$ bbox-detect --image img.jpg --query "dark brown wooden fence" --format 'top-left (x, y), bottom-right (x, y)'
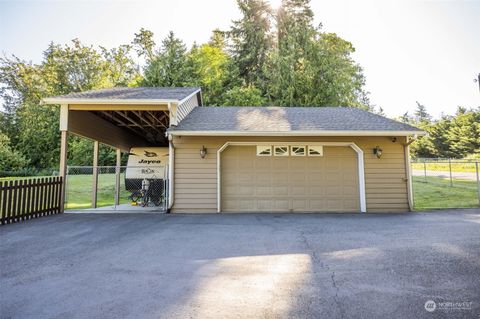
top-left (0, 177), bottom-right (63, 225)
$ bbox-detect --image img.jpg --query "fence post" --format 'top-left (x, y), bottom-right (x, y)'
top-left (448, 158), bottom-right (453, 187)
top-left (423, 159), bottom-right (427, 182)
top-left (476, 161), bottom-right (480, 207)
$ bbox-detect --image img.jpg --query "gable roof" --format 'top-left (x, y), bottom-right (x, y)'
top-left (43, 87), bottom-right (201, 105)
top-left (169, 106), bottom-right (425, 136)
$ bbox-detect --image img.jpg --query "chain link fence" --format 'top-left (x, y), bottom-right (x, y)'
top-left (65, 166), bottom-right (168, 211)
top-left (411, 159), bottom-right (480, 210)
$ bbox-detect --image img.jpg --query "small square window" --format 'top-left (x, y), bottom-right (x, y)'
top-left (308, 145), bottom-right (324, 156)
top-left (274, 146), bottom-right (289, 156)
top-left (291, 146), bottom-right (306, 156)
top-left (256, 145), bottom-right (272, 156)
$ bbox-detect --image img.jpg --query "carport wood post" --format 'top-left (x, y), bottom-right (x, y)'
top-left (448, 158), bottom-right (453, 187)
top-left (114, 149), bottom-right (121, 206)
top-left (423, 159), bottom-right (427, 182)
top-left (476, 162), bottom-right (480, 206)
top-left (92, 141), bottom-right (99, 208)
top-left (59, 104), bottom-right (69, 212)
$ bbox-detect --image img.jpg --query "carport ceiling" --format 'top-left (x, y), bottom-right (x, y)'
top-left (93, 110), bottom-right (169, 144)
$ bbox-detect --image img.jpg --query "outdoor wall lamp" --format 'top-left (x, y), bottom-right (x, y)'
top-left (200, 145), bottom-right (207, 159)
top-left (373, 146), bottom-right (383, 159)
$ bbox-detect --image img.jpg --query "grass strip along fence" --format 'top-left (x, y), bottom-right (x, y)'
top-left (0, 177), bottom-right (63, 225)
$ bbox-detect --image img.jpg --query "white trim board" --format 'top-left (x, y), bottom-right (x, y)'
top-left (178, 89), bottom-right (202, 105)
top-left (171, 130), bottom-right (426, 137)
top-left (43, 98), bottom-right (176, 105)
top-left (43, 89), bottom-right (202, 106)
top-left (216, 141), bottom-right (367, 213)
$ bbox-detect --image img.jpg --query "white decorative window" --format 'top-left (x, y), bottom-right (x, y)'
top-left (291, 146), bottom-right (306, 156)
top-left (274, 146), bottom-right (289, 156)
top-left (256, 145), bottom-right (272, 156)
top-left (308, 145), bottom-right (324, 156)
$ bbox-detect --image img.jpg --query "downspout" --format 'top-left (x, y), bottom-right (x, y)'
top-left (166, 101), bottom-right (175, 213)
top-left (404, 135), bottom-right (418, 211)
top-left (167, 134), bottom-right (174, 213)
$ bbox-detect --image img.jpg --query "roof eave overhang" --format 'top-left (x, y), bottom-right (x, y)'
top-left (42, 88), bottom-right (202, 106)
top-left (168, 130), bottom-right (427, 137)
top-left (42, 98), bottom-right (177, 105)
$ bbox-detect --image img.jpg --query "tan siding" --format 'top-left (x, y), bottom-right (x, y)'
top-left (172, 135), bottom-right (409, 213)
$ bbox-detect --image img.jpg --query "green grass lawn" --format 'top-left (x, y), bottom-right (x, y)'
top-left (411, 162), bottom-right (478, 173)
top-left (0, 176), bottom-right (51, 181)
top-left (65, 173), bottom-right (131, 210)
top-left (413, 176), bottom-right (479, 210)
top-left (3, 172), bottom-right (479, 212)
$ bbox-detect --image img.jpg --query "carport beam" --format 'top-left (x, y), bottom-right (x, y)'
top-left (92, 141), bottom-right (99, 208)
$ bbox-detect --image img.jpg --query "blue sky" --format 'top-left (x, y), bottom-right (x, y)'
top-left (1, 0), bottom-right (479, 118)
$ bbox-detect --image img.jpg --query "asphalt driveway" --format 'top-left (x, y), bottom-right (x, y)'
top-left (1, 210), bottom-right (480, 319)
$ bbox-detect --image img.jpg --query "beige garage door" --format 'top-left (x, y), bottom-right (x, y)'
top-left (221, 145), bottom-right (360, 212)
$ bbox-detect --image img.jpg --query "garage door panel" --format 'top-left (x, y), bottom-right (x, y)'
top-left (273, 174), bottom-right (289, 183)
top-left (307, 172), bottom-right (325, 181)
top-left (325, 161), bottom-right (341, 170)
top-left (255, 159), bottom-right (272, 169)
top-left (307, 160), bottom-right (325, 170)
top-left (257, 199), bottom-right (275, 210)
top-left (238, 186), bottom-right (254, 196)
top-left (308, 185), bottom-right (326, 196)
top-left (273, 185), bottom-right (289, 196)
top-left (343, 186), bottom-right (358, 196)
top-left (291, 174), bottom-right (307, 182)
top-left (238, 160), bottom-right (254, 170)
top-left (273, 159), bottom-right (289, 170)
top-left (309, 199), bottom-right (325, 210)
top-left (326, 186), bottom-right (342, 195)
top-left (292, 199), bottom-right (307, 210)
top-left (256, 173), bottom-right (271, 181)
top-left (342, 173), bottom-right (357, 181)
top-left (256, 186), bottom-right (273, 196)
top-left (343, 199), bottom-right (359, 211)
top-left (275, 200), bottom-right (290, 210)
top-left (326, 199), bottom-right (344, 211)
top-left (290, 158), bottom-right (307, 170)
top-left (291, 185), bottom-right (307, 195)
top-left (223, 198), bottom-right (255, 211)
top-left (221, 145), bottom-right (360, 212)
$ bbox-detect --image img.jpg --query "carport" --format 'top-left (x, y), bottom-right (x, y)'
top-left (42, 87), bottom-right (202, 210)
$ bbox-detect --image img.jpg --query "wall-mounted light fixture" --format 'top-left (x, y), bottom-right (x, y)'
top-left (200, 145), bottom-right (207, 159)
top-left (391, 137), bottom-right (397, 143)
top-left (373, 146), bottom-right (383, 159)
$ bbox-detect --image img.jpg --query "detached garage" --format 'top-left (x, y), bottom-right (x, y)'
top-left (168, 106), bottom-right (425, 213)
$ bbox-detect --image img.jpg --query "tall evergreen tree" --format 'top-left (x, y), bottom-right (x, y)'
top-left (229, 0), bottom-right (273, 88)
top-left (267, 0), bottom-right (369, 108)
top-left (141, 31), bottom-right (191, 87)
top-left (414, 101), bottom-right (431, 123)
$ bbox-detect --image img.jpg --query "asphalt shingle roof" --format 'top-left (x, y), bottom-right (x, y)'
top-left (171, 106), bottom-right (424, 133)
top-left (46, 87), bottom-right (200, 102)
